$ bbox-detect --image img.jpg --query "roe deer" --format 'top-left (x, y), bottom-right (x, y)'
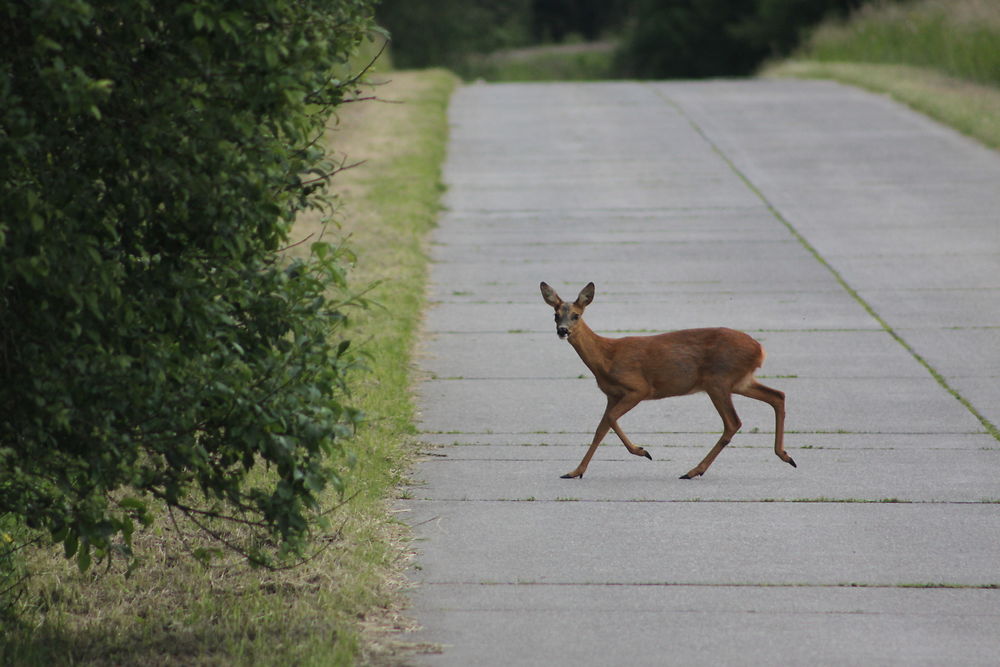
top-left (540, 282), bottom-right (796, 479)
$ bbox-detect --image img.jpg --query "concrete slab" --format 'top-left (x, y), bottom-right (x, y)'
top-left (403, 500), bottom-right (1000, 586)
top-left (947, 377), bottom-right (1000, 433)
top-left (432, 208), bottom-right (794, 244)
top-left (432, 239), bottom-right (806, 265)
top-left (408, 448), bottom-right (1000, 503)
top-left (427, 257), bottom-right (841, 299)
top-left (402, 79), bottom-right (1000, 666)
top-left (825, 256), bottom-right (1000, 291)
top-left (416, 377), bottom-right (988, 436)
top-left (858, 288), bottom-right (1000, 329)
top-left (850, 258), bottom-right (1000, 296)
top-left (896, 328), bottom-right (1000, 378)
top-left (442, 180), bottom-right (765, 213)
top-left (406, 585), bottom-right (1000, 667)
top-left (421, 291), bottom-right (876, 334)
top-left (416, 432), bottom-right (998, 452)
top-left (794, 223), bottom-right (1000, 260)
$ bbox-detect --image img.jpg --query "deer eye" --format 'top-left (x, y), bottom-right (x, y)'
top-left (571, 313), bottom-right (580, 321)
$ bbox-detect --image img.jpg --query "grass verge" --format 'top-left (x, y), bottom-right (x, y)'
top-left (763, 0), bottom-right (1000, 151)
top-left (1, 68), bottom-right (457, 666)
top-left (460, 41), bottom-right (616, 82)
top-left (802, 0), bottom-right (1000, 87)
top-left (762, 60), bottom-right (1000, 151)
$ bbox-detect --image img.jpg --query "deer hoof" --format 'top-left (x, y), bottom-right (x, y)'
top-left (561, 472), bottom-right (582, 479)
top-left (787, 457), bottom-right (797, 468)
top-left (643, 451), bottom-right (652, 460)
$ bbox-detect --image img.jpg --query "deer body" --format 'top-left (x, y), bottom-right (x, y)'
top-left (571, 323), bottom-right (762, 400)
top-left (540, 282), bottom-right (796, 479)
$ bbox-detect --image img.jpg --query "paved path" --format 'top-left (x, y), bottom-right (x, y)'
top-left (400, 80), bottom-right (1000, 666)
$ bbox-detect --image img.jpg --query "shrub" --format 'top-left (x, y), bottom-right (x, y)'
top-left (0, 0), bottom-right (375, 574)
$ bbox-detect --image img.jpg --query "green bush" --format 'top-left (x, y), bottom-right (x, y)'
top-left (0, 513), bottom-right (32, 625)
top-left (530, 0), bottom-right (631, 42)
top-left (804, 0), bottom-right (1000, 87)
top-left (0, 0), bottom-right (375, 575)
top-left (378, 0), bottom-right (532, 69)
top-left (617, 0), bottom-right (861, 79)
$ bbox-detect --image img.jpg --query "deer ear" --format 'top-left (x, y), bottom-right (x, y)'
top-left (540, 282), bottom-right (562, 307)
top-left (575, 282), bottom-right (595, 308)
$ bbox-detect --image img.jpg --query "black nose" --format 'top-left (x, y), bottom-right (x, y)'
top-left (557, 327), bottom-right (569, 338)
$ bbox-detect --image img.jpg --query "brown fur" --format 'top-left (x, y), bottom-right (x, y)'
top-left (540, 281), bottom-right (796, 479)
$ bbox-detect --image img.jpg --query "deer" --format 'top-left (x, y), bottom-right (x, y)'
top-left (539, 282), bottom-right (796, 480)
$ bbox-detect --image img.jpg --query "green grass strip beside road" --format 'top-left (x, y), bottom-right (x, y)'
top-left (309, 66), bottom-right (461, 664)
top-left (763, 60), bottom-right (1000, 152)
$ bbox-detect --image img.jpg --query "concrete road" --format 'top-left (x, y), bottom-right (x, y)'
top-left (399, 80), bottom-right (1000, 666)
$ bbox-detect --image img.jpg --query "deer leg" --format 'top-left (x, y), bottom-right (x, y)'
top-left (737, 381), bottom-right (795, 469)
top-left (606, 394), bottom-right (651, 461)
top-left (680, 389), bottom-right (741, 479)
top-left (561, 414), bottom-right (611, 479)
top-left (561, 394), bottom-right (648, 479)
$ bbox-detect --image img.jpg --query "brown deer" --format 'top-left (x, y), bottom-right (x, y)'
top-left (540, 282), bottom-right (795, 479)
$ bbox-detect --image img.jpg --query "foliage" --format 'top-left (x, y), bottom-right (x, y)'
top-left (530, 0), bottom-right (632, 42)
top-left (0, 68), bottom-right (457, 666)
top-left (0, 513), bottom-right (34, 626)
top-left (377, 0), bottom-right (630, 72)
top-left (768, 0), bottom-right (1000, 149)
top-left (378, 0), bottom-right (867, 78)
top-left (616, 0), bottom-right (862, 78)
top-left (377, 0), bottom-right (532, 69)
top-left (464, 43), bottom-right (617, 82)
top-left (0, 0), bottom-right (376, 579)
top-left (802, 0), bottom-right (1000, 87)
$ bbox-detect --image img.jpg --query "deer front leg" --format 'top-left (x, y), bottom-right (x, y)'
top-left (562, 394), bottom-right (649, 479)
top-left (611, 420), bottom-right (652, 460)
top-left (561, 415), bottom-right (611, 479)
top-left (606, 395), bottom-right (651, 460)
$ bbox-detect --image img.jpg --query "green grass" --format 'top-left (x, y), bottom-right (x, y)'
top-left (763, 61), bottom-right (1000, 151)
top-left (803, 0), bottom-right (1000, 87)
top-left (460, 41), bottom-right (616, 82)
top-left (1, 68), bottom-right (458, 666)
top-left (762, 0), bottom-right (1000, 151)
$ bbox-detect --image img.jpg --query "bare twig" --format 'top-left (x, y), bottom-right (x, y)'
top-left (278, 231), bottom-right (315, 252)
top-left (297, 158), bottom-right (367, 187)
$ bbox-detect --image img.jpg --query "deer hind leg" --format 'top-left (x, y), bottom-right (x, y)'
top-left (737, 381), bottom-right (795, 469)
top-left (680, 388), bottom-right (742, 479)
top-left (561, 393), bottom-right (648, 479)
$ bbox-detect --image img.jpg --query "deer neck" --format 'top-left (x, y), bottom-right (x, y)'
top-left (567, 319), bottom-right (611, 376)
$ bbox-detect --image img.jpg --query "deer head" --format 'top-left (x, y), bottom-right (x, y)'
top-left (540, 282), bottom-right (594, 339)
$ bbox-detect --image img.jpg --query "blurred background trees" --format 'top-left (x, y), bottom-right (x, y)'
top-left (378, 0), bottom-right (866, 78)
top-left (617, 0), bottom-right (863, 78)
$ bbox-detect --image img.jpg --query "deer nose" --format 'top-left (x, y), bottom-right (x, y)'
top-left (557, 326), bottom-right (569, 338)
